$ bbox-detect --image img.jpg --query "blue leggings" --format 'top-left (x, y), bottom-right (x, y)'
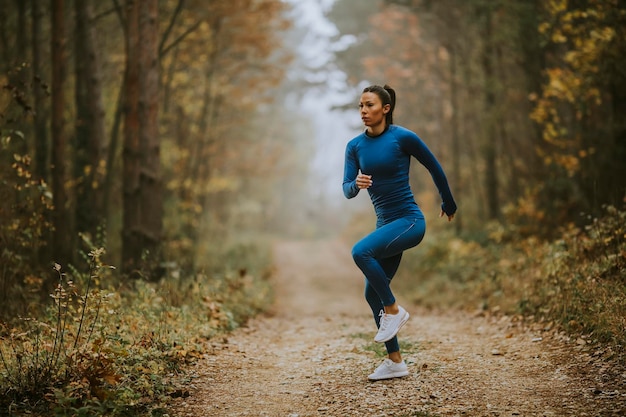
top-left (352, 216), bottom-right (426, 354)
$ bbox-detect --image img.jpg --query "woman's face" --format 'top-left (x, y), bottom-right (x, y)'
top-left (359, 92), bottom-right (389, 129)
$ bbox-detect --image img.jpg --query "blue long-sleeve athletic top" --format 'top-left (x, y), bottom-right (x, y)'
top-left (343, 125), bottom-right (457, 226)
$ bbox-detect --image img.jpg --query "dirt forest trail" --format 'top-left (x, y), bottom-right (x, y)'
top-left (171, 239), bottom-right (625, 417)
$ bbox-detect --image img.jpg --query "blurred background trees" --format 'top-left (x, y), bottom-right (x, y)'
top-left (1, 0), bottom-right (624, 318)
top-left (0, 0), bottom-right (297, 316)
top-left (328, 0), bottom-right (626, 236)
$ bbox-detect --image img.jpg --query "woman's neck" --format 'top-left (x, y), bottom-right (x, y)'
top-left (366, 122), bottom-right (388, 137)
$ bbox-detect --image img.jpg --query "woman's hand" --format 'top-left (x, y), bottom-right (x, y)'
top-left (356, 173), bottom-right (373, 189)
top-left (440, 210), bottom-right (455, 222)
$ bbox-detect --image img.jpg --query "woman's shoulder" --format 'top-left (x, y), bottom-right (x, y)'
top-left (388, 125), bottom-right (421, 143)
top-left (388, 125), bottom-right (431, 154)
top-left (347, 131), bottom-right (367, 146)
top-left (389, 125), bottom-right (416, 136)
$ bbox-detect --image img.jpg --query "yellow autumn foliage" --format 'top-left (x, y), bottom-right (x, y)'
top-left (531, 0), bottom-right (622, 175)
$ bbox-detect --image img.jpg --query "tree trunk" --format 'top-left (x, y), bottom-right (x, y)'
top-left (103, 0), bottom-right (127, 229)
top-left (137, 0), bottom-right (162, 266)
top-left (103, 80), bottom-right (124, 228)
top-left (518, 0), bottom-right (545, 181)
top-left (481, 4), bottom-right (499, 220)
top-left (32, 0), bottom-right (52, 266)
top-left (0, 8), bottom-right (9, 70)
top-left (16, 0), bottom-right (27, 61)
top-left (32, 0), bottom-right (49, 183)
top-left (495, 43), bottom-right (520, 204)
top-left (122, 0), bottom-right (141, 272)
top-left (449, 44), bottom-right (462, 234)
top-left (74, 0), bottom-right (107, 244)
top-left (122, 0), bottom-right (162, 275)
top-left (0, 1), bottom-right (26, 73)
top-left (50, 0), bottom-right (72, 266)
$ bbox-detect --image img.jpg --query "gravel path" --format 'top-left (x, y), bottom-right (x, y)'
top-left (171, 239), bottom-right (625, 417)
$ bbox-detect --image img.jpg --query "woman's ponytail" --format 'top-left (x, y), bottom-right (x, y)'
top-left (383, 84), bottom-right (396, 126)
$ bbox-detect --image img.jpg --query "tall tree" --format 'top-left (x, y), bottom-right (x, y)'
top-left (32, 0), bottom-right (49, 184)
top-left (74, 0), bottom-right (107, 243)
top-left (479, 2), bottom-right (499, 220)
top-left (448, 44), bottom-right (462, 233)
top-left (122, 0), bottom-right (162, 274)
top-left (50, 0), bottom-right (71, 266)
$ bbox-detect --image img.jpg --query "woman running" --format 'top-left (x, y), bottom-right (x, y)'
top-left (343, 84), bottom-right (457, 381)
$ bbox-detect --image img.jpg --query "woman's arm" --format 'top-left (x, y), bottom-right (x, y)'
top-left (343, 142), bottom-right (361, 199)
top-left (400, 131), bottom-right (457, 216)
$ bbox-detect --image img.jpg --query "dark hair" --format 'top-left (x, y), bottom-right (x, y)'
top-left (362, 84), bottom-right (396, 125)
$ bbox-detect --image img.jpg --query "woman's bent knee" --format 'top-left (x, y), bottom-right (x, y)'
top-left (351, 243), bottom-right (368, 264)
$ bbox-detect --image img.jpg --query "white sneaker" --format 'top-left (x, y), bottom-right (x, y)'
top-left (374, 306), bottom-right (409, 343)
top-left (368, 359), bottom-right (409, 381)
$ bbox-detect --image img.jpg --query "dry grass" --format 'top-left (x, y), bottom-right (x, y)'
top-left (396, 205), bottom-right (626, 363)
top-left (0, 241), bottom-right (274, 416)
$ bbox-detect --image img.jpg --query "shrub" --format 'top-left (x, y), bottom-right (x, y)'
top-left (525, 205), bottom-right (625, 354)
top-left (0, 240), bottom-right (274, 416)
top-left (398, 204), bottom-right (626, 362)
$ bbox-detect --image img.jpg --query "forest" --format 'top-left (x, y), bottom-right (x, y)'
top-left (0, 0), bottom-right (624, 415)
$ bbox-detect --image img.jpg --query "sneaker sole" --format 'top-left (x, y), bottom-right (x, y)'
top-left (374, 311), bottom-right (410, 343)
top-left (368, 370), bottom-right (410, 381)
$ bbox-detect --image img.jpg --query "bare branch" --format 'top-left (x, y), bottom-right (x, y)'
top-left (159, 0), bottom-right (185, 56)
top-left (91, 6), bottom-right (118, 23)
top-left (110, 0), bottom-right (126, 34)
top-left (159, 19), bottom-right (203, 58)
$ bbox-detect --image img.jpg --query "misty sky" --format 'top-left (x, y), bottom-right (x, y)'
top-left (286, 0), bottom-right (369, 212)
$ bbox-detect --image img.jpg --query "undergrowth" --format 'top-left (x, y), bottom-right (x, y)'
top-left (0, 242), bottom-right (273, 416)
top-left (397, 204), bottom-right (626, 363)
